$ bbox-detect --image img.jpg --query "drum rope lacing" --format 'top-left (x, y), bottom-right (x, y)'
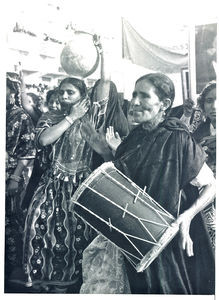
top-left (84, 182), bottom-right (169, 240)
top-left (74, 201), bottom-right (148, 259)
top-left (74, 186), bottom-right (159, 244)
top-left (72, 162), bottom-right (179, 271)
top-left (100, 170), bottom-right (174, 225)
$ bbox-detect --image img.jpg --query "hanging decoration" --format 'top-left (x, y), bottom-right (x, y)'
top-left (122, 18), bottom-right (188, 73)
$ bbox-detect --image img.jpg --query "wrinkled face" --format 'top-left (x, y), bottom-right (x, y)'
top-left (48, 94), bottom-right (61, 111)
top-left (58, 83), bottom-right (81, 107)
top-left (131, 79), bottom-right (164, 124)
top-left (203, 87), bottom-right (216, 125)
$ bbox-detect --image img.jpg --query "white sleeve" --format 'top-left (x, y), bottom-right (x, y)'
top-left (190, 162), bottom-right (215, 188)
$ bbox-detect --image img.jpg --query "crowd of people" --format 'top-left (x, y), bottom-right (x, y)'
top-left (5, 35), bottom-right (216, 295)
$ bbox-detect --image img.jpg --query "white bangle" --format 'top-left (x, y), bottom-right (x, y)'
top-left (65, 116), bottom-right (74, 125)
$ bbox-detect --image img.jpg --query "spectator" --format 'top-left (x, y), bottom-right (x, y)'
top-left (5, 72), bottom-right (36, 291)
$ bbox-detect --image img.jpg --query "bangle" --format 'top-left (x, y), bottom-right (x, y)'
top-left (10, 174), bottom-right (22, 182)
top-left (65, 116), bottom-right (74, 125)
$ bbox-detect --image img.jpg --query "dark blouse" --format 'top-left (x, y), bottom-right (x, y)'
top-left (113, 117), bottom-right (214, 294)
top-left (114, 118), bottom-right (205, 217)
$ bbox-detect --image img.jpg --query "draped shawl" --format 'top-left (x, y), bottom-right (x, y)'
top-left (113, 117), bottom-right (214, 294)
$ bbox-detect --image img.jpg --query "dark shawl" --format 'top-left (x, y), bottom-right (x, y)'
top-left (114, 117), bottom-right (205, 216)
top-left (90, 80), bottom-right (129, 137)
top-left (91, 80), bottom-right (129, 169)
top-left (192, 118), bottom-right (212, 143)
top-left (114, 117), bottom-right (214, 294)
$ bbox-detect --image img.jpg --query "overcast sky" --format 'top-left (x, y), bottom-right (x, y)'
top-left (3, 0), bottom-right (218, 45)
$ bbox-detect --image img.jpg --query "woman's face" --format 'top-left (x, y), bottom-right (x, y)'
top-left (26, 95), bottom-right (35, 107)
top-left (58, 83), bottom-right (81, 107)
top-left (48, 94), bottom-right (61, 111)
top-left (203, 87), bottom-right (216, 125)
top-left (131, 79), bottom-right (164, 124)
top-left (6, 86), bottom-right (15, 107)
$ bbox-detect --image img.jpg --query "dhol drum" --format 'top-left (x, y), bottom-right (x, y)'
top-left (71, 162), bottom-right (179, 272)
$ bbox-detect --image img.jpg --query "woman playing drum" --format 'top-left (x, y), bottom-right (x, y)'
top-left (81, 73), bottom-right (216, 294)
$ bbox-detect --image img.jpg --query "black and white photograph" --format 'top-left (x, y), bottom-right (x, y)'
top-left (1, 0), bottom-right (217, 298)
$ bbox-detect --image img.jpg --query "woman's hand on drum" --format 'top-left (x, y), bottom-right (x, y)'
top-left (106, 126), bottom-right (122, 151)
top-left (176, 212), bottom-right (194, 257)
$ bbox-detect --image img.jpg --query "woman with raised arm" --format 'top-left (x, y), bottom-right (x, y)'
top-left (79, 36), bottom-right (129, 167)
top-left (22, 38), bottom-right (112, 293)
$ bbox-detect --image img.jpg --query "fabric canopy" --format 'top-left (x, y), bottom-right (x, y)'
top-left (122, 18), bottom-right (188, 73)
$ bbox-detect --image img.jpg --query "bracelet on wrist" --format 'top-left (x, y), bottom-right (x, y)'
top-left (65, 115), bottom-right (74, 125)
top-left (10, 174), bottom-right (22, 182)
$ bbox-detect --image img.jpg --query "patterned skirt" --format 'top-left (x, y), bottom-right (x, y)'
top-left (23, 171), bottom-right (94, 293)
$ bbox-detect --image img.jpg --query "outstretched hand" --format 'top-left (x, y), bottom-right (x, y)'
top-left (106, 126), bottom-right (122, 151)
top-left (175, 212), bottom-right (194, 257)
top-left (93, 34), bottom-right (103, 53)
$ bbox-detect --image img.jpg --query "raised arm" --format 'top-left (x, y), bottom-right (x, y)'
top-left (19, 69), bottom-right (28, 109)
top-left (19, 68), bottom-right (41, 125)
top-left (18, 66), bottom-right (31, 111)
top-left (93, 35), bottom-right (111, 101)
top-left (39, 98), bottom-right (89, 146)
